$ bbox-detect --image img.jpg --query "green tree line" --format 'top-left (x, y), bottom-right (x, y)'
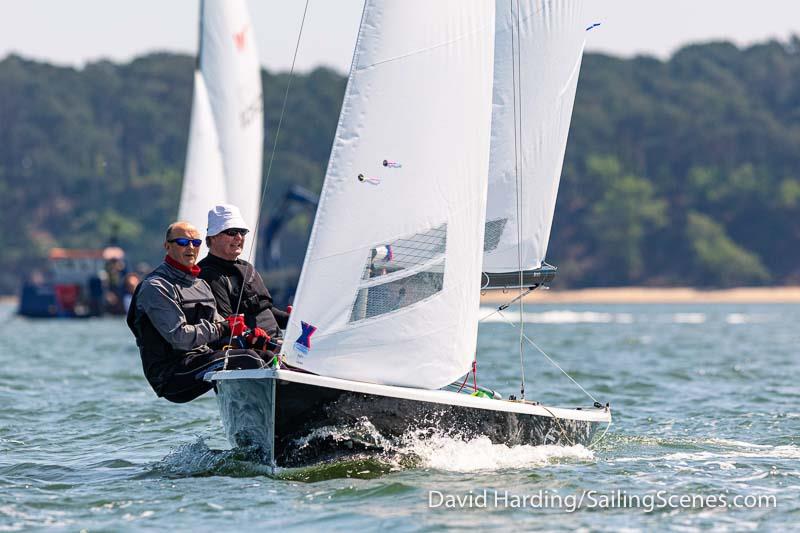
top-left (0, 39), bottom-right (798, 295)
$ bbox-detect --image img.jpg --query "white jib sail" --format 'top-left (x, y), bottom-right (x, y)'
top-left (483, 0), bottom-right (589, 273)
top-left (178, 72), bottom-right (227, 257)
top-left (196, 0), bottom-right (264, 259)
top-left (283, 0), bottom-right (496, 389)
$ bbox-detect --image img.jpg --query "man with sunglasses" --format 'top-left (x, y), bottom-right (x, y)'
top-left (199, 204), bottom-right (290, 352)
top-left (126, 221), bottom-right (270, 403)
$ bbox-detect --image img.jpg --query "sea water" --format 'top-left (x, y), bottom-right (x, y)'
top-left (0, 302), bottom-right (797, 531)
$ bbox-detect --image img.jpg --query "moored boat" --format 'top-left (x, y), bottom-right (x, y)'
top-left (18, 246), bottom-right (130, 318)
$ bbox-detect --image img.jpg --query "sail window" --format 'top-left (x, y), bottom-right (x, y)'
top-left (349, 261), bottom-right (445, 322)
top-left (360, 223), bottom-right (447, 281)
top-left (349, 223), bottom-right (448, 322)
top-left (483, 218), bottom-right (508, 252)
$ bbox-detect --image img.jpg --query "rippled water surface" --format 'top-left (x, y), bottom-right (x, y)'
top-left (1, 302), bottom-right (798, 531)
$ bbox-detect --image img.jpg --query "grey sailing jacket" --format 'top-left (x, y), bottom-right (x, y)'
top-left (135, 262), bottom-right (223, 351)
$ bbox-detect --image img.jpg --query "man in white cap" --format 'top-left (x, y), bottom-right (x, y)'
top-left (198, 204), bottom-right (290, 351)
top-left (127, 220), bottom-right (269, 403)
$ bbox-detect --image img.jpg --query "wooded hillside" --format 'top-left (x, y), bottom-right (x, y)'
top-left (1, 38), bottom-right (799, 294)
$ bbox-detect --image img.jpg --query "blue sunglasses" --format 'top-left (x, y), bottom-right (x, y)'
top-left (168, 238), bottom-right (203, 248)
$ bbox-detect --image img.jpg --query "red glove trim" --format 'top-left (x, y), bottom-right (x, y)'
top-left (227, 314), bottom-right (246, 337)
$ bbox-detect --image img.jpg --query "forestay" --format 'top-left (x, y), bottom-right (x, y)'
top-left (483, 0), bottom-right (589, 277)
top-left (178, 0), bottom-right (263, 259)
top-left (283, 0), bottom-right (496, 389)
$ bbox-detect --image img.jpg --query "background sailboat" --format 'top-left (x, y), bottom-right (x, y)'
top-left (178, 0), bottom-right (263, 258)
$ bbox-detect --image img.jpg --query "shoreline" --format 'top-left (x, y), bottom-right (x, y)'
top-left (3, 287), bottom-right (800, 306)
top-left (480, 286), bottom-right (800, 304)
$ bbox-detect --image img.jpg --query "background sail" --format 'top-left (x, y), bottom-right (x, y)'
top-left (191, 0), bottom-right (264, 259)
top-left (178, 72), bottom-right (226, 256)
top-left (483, 0), bottom-right (589, 275)
top-left (283, 0), bottom-right (496, 389)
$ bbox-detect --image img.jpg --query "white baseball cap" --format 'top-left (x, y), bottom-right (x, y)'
top-left (207, 204), bottom-right (250, 237)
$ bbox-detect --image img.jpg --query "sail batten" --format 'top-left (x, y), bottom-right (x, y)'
top-left (283, 1), bottom-right (496, 389)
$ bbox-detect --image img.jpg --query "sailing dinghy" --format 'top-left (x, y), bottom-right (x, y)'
top-left (208, 0), bottom-right (610, 467)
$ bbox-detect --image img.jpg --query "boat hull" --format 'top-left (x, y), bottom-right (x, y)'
top-left (212, 369), bottom-right (610, 467)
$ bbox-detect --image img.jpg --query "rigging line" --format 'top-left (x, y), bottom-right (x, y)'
top-left (516, 0), bottom-right (527, 401)
top-left (589, 420), bottom-right (612, 449)
top-left (539, 404), bottom-right (575, 447)
top-left (477, 286), bottom-right (536, 323)
top-left (228, 0), bottom-right (311, 349)
top-left (509, 0), bottom-right (526, 400)
top-left (495, 309), bottom-right (600, 405)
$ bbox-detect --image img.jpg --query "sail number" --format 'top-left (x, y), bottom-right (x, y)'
top-left (239, 93), bottom-right (263, 129)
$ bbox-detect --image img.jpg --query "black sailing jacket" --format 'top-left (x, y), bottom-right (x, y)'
top-left (197, 253), bottom-right (289, 338)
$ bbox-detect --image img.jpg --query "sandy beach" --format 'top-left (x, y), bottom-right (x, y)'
top-left (4, 287), bottom-right (800, 308)
top-left (480, 286), bottom-right (800, 304)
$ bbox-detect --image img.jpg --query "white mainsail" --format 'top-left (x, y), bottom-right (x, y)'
top-left (178, 72), bottom-right (227, 256)
top-left (283, 1), bottom-right (496, 389)
top-left (482, 0), bottom-right (589, 276)
top-left (178, 0), bottom-right (264, 259)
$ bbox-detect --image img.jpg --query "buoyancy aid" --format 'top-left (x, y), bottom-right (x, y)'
top-left (126, 263), bottom-right (219, 396)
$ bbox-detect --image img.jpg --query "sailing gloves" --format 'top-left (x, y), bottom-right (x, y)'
top-left (216, 315), bottom-right (281, 351)
top-left (246, 327), bottom-right (282, 352)
top-left (227, 314), bottom-right (247, 336)
top-left (215, 314), bottom-right (247, 342)
top-left (246, 327), bottom-right (270, 350)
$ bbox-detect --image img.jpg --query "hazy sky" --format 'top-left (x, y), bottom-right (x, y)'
top-left (2, 1), bottom-right (800, 73)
